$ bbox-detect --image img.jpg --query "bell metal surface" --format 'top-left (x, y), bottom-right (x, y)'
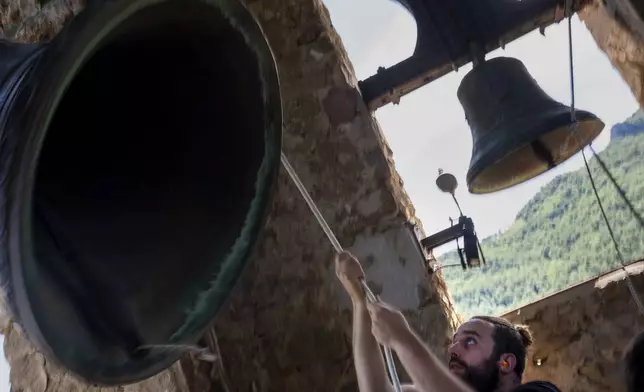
top-left (457, 57), bottom-right (604, 194)
top-left (0, 0), bottom-right (281, 385)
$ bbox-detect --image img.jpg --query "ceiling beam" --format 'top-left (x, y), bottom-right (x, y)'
top-left (358, 0), bottom-right (588, 111)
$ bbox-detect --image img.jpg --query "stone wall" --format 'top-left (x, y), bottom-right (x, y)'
top-left (580, 0), bottom-right (644, 109)
top-left (0, 0), bottom-right (458, 391)
top-left (503, 262), bottom-right (644, 392)
top-left (183, 0), bottom-right (459, 390)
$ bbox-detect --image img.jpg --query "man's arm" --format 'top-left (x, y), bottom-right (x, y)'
top-left (353, 301), bottom-right (420, 392)
top-left (336, 252), bottom-right (416, 392)
top-left (352, 300), bottom-right (397, 392)
top-left (367, 301), bottom-right (474, 392)
top-left (392, 327), bottom-right (474, 392)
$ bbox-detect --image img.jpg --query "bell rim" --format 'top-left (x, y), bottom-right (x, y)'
top-left (466, 110), bottom-right (604, 194)
top-left (6, 0), bottom-right (282, 386)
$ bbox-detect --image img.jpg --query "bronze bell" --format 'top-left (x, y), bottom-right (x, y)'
top-left (0, 0), bottom-right (281, 385)
top-left (457, 57), bottom-right (605, 194)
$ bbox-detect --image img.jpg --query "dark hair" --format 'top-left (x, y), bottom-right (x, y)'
top-left (472, 315), bottom-right (533, 378)
top-left (623, 331), bottom-right (644, 392)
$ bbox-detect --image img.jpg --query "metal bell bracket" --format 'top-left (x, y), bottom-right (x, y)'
top-left (422, 169), bottom-right (486, 271)
top-left (357, 0), bottom-right (584, 110)
top-left (420, 215), bottom-right (485, 271)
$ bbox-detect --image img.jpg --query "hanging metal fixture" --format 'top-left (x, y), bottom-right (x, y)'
top-left (359, 0), bottom-right (587, 110)
top-left (421, 169), bottom-right (485, 270)
top-left (457, 56), bottom-right (605, 194)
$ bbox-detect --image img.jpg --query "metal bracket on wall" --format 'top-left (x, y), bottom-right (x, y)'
top-left (358, 0), bottom-right (580, 111)
top-left (405, 217), bottom-right (486, 273)
top-left (404, 221), bottom-right (433, 269)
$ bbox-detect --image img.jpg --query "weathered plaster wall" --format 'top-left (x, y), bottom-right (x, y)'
top-left (580, 0), bottom-right (644, 108)
top-left (0, 0), bottom-right (458, 391)
top-left (503, 262), bottom-right (644, 392)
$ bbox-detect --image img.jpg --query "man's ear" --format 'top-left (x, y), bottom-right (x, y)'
top-left (498, 353), bottom-right (517, 375)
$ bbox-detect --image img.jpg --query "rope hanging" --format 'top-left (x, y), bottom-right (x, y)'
top-left (281, 152), bottom-right (404, 392)
top-left (564, 0), bottom-right (644, 316)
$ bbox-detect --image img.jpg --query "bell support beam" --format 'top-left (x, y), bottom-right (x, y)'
top-left (359, 0), bottom-right (590, 111)
top-left (420, 222), bottom-right (464, 250)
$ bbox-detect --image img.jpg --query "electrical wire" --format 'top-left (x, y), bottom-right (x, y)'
top-left (579, 148), bottom-right (644, 315)
top-left (565, 1), bottom-right (644, 316)
top-left (588, 144), bottom-right (644, 230)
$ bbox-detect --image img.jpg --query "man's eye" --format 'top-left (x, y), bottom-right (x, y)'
top-left (465, 337), bottom-right (476, 346)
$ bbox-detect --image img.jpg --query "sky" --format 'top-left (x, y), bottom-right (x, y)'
top-left (0, 2), bottom-right (639, 391)
top-left (323, 0), bottom-right (640, 255)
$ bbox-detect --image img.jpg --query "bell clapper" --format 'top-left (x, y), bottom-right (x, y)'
top-left (530, 140), bottom-right (556, 169)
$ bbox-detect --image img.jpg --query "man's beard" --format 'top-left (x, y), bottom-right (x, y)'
top-left (449, 356), bottom-right (500, 392)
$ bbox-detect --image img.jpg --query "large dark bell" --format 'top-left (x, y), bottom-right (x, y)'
top-left (0, 0), bottom-right (281, 385)
top-left (457, 57), bottom-right (604, 194)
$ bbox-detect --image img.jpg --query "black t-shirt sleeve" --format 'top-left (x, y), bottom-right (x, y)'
top-left (513, 381), bottom-right (561, 392)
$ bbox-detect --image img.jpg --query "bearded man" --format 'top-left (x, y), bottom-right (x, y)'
top-left (335, 251), bottom-right (561, 392)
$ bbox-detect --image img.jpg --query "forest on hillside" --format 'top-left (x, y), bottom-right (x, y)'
top-left (439, 110), bottom-right (644, 318)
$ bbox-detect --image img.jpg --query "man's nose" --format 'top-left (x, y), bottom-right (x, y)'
top-left (448, 342), bottom-right (460, 357)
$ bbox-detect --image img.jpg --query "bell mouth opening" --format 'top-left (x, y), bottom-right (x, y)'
top-left (467, 116), bottom-right (604, 194)
top-left (16, 0), bottom-right (277, 383)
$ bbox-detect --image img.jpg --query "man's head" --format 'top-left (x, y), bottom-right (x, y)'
top-left (447, 316), bottom-right (534, 392)
top-left (623, 331), bottom-right (644, 392)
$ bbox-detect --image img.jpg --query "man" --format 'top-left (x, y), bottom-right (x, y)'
top-left (335, 251), bottom-right (561, 392)
top-left (623, 331), bottom-right (644, 392)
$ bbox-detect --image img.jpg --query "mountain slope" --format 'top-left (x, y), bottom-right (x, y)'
top-left (612, 108), bottom-right (644, 140)
top-left (439, 113), bottom-right (644, 318)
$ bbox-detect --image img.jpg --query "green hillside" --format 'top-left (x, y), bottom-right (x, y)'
top-left (439, 111), bottom-right (644, 318)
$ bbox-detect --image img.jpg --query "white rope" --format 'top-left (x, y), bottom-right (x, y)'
top-left (281, 152), bottom-right (403, 392)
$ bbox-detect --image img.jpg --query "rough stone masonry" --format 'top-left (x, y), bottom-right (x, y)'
top-left (580, 0), bottom-right (644, 109)
top-left (504, 263), bottom-right (644, 392)
top-left (0, 0), bottom-right (458, 391)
